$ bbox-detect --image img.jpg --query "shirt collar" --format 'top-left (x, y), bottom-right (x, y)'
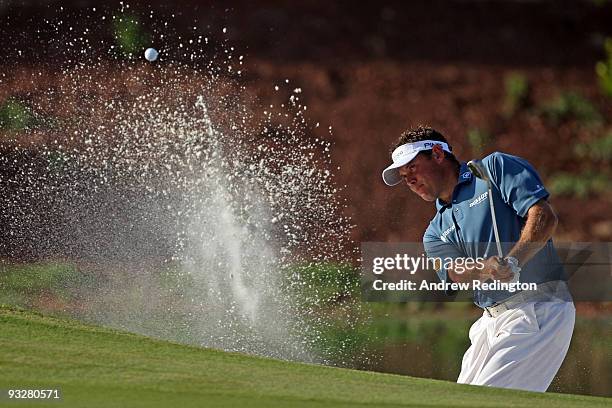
top-left (435, 163), bottom-right (472, 212)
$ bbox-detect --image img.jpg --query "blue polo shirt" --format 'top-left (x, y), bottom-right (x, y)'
top-left (423, 152), bottom-right (566, 308)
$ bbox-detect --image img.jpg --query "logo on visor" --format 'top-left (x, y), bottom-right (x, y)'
top-left (392, 147), bottom-right (412, 161)
top-left (423, 141), bottom-right (451, 151)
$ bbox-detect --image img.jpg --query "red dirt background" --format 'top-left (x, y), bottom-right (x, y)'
top-left (1, 0), bottom-right (611, 249)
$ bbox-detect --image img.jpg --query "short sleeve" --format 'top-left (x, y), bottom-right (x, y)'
top-left (423, 227), bottom-right (465, 296)
top-left (486, 152), bottom-right (549, 217)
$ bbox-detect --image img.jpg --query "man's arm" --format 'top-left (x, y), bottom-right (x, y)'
top-left (446, 256), bottom-right (513, 283)
top-left (447, 200), bottom-right (558, 283)
top-left (506, 198), bottom-right (558, 266)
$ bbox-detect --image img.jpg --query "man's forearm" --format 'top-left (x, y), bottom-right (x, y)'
top-left (446, 260), bottom-right (488, 283)
top-left (507, 199), bottom-right (558, 266)
top-left (445, 200), bottom-right (558, 283)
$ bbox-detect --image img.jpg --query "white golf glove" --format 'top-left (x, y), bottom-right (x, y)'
top-left (504, 256), bottom-right (521, 283)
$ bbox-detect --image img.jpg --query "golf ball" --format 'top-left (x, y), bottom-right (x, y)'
top-left (144, 48), bottom-right (158, 62)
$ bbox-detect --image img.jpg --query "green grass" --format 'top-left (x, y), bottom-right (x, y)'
top-left (538, 92), bottom-right (602, 126)
top-left (0, 262), bottom-right (83, 307)
top-left (503, 72), bottom-right (530, 117)
top-left (466, 128), bottom-right (492, 156)
top-left (548, 171), bottom-right (611, 198)
top-left (595, 37), bottom-right (612, 97)
top-left (0, 306), bottom-right (609, 407)
top-left (112, 13), bottom-right (150, 59)
top-left (0, 98), bottom-right (37, 131)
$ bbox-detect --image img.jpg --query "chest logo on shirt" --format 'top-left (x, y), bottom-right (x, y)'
top-left (440, 224), bottom-right (456, 242)
top-left (469, 191), bottom-right (488, 208)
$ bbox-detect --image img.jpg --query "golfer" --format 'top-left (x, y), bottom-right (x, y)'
top-left (382, 126), bottom-right (574, 392)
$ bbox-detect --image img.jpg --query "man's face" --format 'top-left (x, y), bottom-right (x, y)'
top-left (397, 153), bottom-right (445, 202)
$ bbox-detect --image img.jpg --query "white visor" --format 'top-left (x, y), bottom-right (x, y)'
top-left (382, 140), bottom-right (452, 186)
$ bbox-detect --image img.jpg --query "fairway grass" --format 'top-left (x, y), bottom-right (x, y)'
top-left (0, 306), bottom-right (608, 408)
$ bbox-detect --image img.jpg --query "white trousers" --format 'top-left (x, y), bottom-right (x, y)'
top-left (458, 300), bottom-right (575, 392)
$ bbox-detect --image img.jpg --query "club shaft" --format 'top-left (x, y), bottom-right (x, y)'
top-left (487, 183), bottom-right (504, 258)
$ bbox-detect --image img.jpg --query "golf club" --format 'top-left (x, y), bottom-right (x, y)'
top-left (467, 159), bottom-right (504, 259)
top-left (467, 159), bottom-right (522, 283)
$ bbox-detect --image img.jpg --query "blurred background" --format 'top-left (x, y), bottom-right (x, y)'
top-left (0, 0), bottom-right (610, 397)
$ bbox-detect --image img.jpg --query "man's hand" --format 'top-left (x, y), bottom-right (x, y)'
top-left (479, 256), bottom-right (515, 283)
top-left (447, 256), bottom-right (515, 283)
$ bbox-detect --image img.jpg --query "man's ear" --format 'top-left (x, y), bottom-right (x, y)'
top-left (431, 145), bottom-right (445, 162)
